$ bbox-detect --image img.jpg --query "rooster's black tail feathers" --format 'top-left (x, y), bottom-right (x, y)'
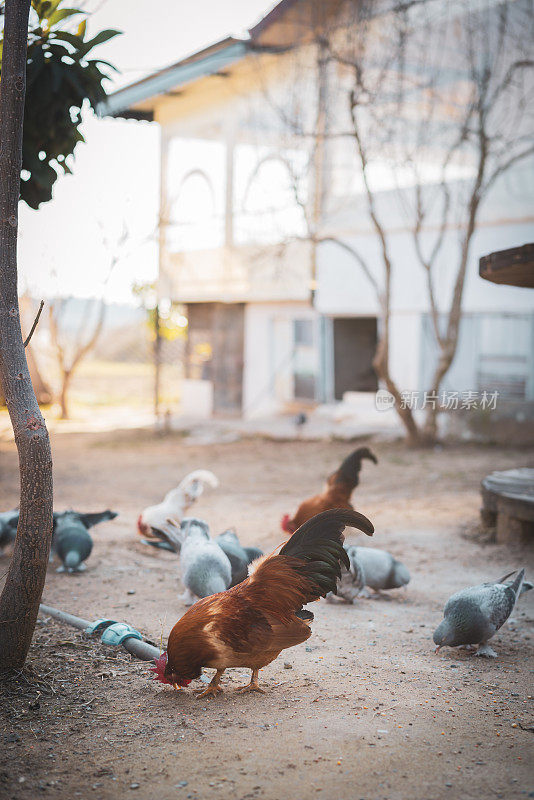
top-left (280, 508), bottom-right (374, 600)
top-left (336, 447), bottom-right (378, 488)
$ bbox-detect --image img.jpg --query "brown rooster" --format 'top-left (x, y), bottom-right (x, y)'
top-left (281, 447), bottom-right (378, 535)
top-left (152, 508), bottom-right (374, 697)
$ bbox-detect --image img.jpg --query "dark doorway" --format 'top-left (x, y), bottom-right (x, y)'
top-left (333, 317), bottom-right (378, 400)
top-left (185, 303), bottom-right (245, 413)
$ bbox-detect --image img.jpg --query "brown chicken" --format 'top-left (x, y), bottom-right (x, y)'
top-left (151, 508), bottom-right (374, 697)
top-left (281, 447), bottom-right (378, 535)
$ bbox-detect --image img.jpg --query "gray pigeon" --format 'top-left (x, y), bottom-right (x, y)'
top-left (243, 545), bottom-right (264, 563)
top-left (177, 518), bottom-right (232, 605)
top-left (433, 569), bottom-right (533, 657)
top-left (347, 546), bottom-right (410, 595)
top-left (0, 508), bottom-right (117, 570)
top-left (141, 519), bottom-right (259, 598)
top-left (141, 529), bottom-right (264, 569)
top-left (0, 509), bottom-right (19, 552)
top-left (216, 529), bottom-right (250, 587)
top-left (141, 538), bottom-right (175, 553)
top-left (327, 546), bottom-right (366, 604)
top-left (52, 509), bottom-right (118, 573)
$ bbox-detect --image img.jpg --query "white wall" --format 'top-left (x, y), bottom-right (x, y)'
top-left (315, 207), bottom-right (534, 400)
top-left (388, 313), bottom-right (422, 394)
top-left (316, 156), bottom-right (534, 318)
top-left (315, 219), bottom-right (534, 318)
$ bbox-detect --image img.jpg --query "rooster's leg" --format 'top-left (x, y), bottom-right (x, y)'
top-left (196, 669), bottom-right (225, 699)
top-left (237, 669), bottom-right (265, 694)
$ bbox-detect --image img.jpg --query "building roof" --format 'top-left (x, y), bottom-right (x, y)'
top-left (249, 0), bottom-right (342, 46)
top-left (97, 36), bottom-right (249, 119)
top-left (248, 0), bottom-right (299, 42)
top-left (97, 0), bottom-right (340, 119)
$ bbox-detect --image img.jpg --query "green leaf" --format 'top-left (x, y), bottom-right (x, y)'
top-left (43, 0), bottom-right (62, 18)
top-left (87, 58), bottom-right (119, 73)
top-left (26, 45), bottom-right (45, 87)
top-left (34, 1), bottom-right (52, 22)
top-left (62, 66), bottom-right (85, 97)
top-left (16, 6), bottom-right (119, 209)
top-left (82, 28), bottom-right (121, 52)
top-left (59, 160), bottom-right (73, 175)
top-left (33, 0), bottom-right (61, 21)
top-left (51, 28), bottom-right (121, 59)
top-left (50, 59), bottom-right (63, 92)
top-left (48, 8), bottom-right (84, 26)
top-left (50, 30), bottom-right (85, 49)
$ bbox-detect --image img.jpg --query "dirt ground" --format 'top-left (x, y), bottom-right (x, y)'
top-left (0, 431), bottom-right (533, 800)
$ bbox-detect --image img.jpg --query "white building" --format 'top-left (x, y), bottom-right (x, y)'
top-left (100, 0), bottom-right (534, 420)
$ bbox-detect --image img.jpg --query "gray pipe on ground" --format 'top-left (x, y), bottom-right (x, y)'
top-left (39, 603), bottom-right (162, 662)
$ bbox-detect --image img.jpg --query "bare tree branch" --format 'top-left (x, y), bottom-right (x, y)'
top-left (483, 144), bottom-right (534, 195)
top-left (317, 236), bottom-right (379, 296)
top-left (23, 300), bottom-right (44, 347)
top-left (48, 223), bottom-right (129, 418)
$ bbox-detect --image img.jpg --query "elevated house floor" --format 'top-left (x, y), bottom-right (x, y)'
top-left (181, 298), bottom-right (534, 420)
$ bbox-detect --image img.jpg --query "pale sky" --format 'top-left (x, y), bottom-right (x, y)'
top-left (18, 0), bottom-right (277, 304)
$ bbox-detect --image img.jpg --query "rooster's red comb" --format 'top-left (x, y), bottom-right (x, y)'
top-left (281, 514), bottom-right (292, 533)
top-left (150, 652), bottom-right (172, 684)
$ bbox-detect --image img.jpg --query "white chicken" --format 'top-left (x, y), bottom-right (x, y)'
top-left (137, 470), bottom-right (219, 539)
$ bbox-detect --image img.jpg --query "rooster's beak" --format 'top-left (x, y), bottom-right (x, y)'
top-left (435, 646), bottom-right (441, 654)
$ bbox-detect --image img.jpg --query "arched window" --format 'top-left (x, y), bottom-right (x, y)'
top-left (234, 147), bottom-right (308, 245)
top-left (166, 138), bottom-right (225, 252)
top-left (167, 169), bottom-right (220, 252)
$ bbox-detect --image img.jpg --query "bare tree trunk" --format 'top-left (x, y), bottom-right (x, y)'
top-left (347, 93), bottom-right (424, 446)
top-left (59, 369), bottom-right (72, 420)
top-left (420, 348), bottom-right (455, 443)
top-left (421, 139), bottom-right (486, 442)
top-left (49, 298), bottom-right (106, 419)
top-left (372, 302), bottom-right (422, 448)
top-left (0, 0), bottom-right (54, 671)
